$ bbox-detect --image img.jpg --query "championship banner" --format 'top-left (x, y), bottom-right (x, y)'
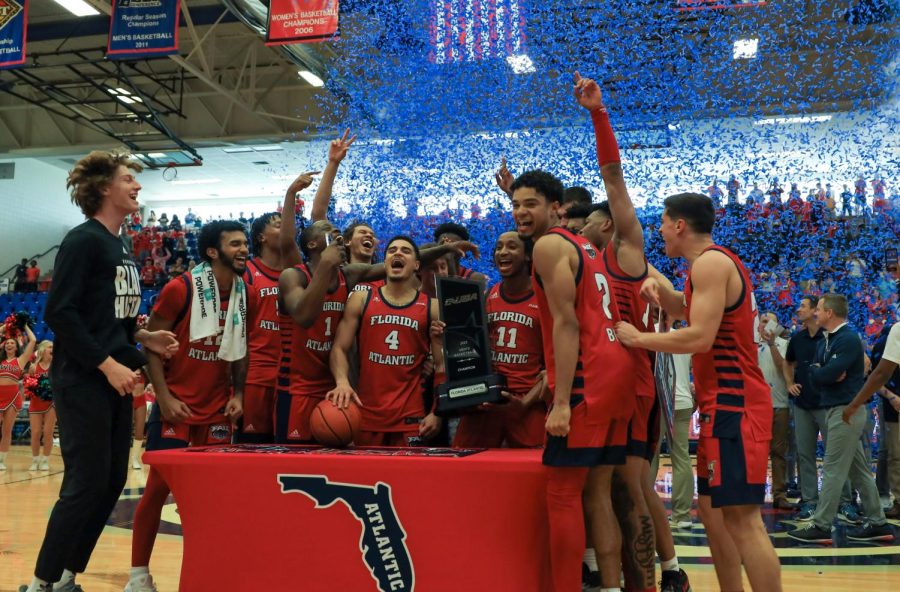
top-left (266, 0), bottom-right (339, 46)
top-left (107, 0), bottom-right (181, 60)
top-left (0, 0), bottom-right (27, 70)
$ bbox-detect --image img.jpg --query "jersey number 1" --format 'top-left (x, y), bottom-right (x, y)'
top-left (496, 326), bottom-right (518, 348)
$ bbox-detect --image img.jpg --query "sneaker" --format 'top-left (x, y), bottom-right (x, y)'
top-left (845, 522), bottom-right (895, 542)
top-left (787, 523), bottom-right (833, 544)
top-left (124, 574), bottom-right (158, 592)
top-left (581, 562), bottom-right (601, 591)
top-left (18, 585), bottom-right (52, 592)
top-left (838, 502), bottom-right (863, 524)
top-left (0, 462), bottom-right (6, 471)
top-left (29, 460), bottom-right (38, 471)
top-left (660, 568), bottom-right (692, 592)
top-left (54, 583), bottom-right (83, 592)
top-left (795, 502), bottom-right (816, 521)
top-left (132, 456), bottom-right (142, 470)
top-left (38, 458), bottom-right (49, 471)
top-left (668, 518), bottom-right (692, 530)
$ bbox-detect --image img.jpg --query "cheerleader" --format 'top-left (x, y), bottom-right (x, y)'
top-left (27, 341), bottom-right (56, 471)
top-left (0, 324), bottom-right (36, 470)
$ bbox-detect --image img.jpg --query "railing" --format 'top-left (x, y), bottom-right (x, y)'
top-left (1, 245), bottom-right (61, 280)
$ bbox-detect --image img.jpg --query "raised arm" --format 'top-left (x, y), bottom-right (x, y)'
top-left (574, 72), bottom-right (644, 275)
top-left (16, 325), bottom-right (36, 368)
top-left (326, 290), bottom-right (365, 408)
top-left (310, 129), bottom-right (356, 222)
top-left (279, 171), bottom-right (318, 268)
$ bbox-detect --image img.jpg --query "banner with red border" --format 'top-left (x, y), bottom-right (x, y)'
top-left (107, 0), bottom-right (181, 60)
top-left (0, 0), bottom-right (27, 70)
top-left (266, 0), bottom-right (339, 46)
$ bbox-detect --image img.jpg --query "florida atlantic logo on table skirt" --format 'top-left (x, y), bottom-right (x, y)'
top-left (278, 475), bottom-right (415, 592)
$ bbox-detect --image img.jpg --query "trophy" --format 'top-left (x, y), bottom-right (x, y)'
top-left (435, 276), bottom-right (505, 413)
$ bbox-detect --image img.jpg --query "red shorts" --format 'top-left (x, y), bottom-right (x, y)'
top-left (28, 396), bottom-right (54, 414)
top-left (626, 395), bottom-right (660, 461)
top-left (132, 393), bottom-right (147, 411)
top-left (696, 408), bottom-right (769, 507)
top-left (0, 384), bottom-right (22, 412)
top-left (240, 383), bottom-right (276, 437)
top-left (147, 419), bottom-right (233, 450)
top-left (356, 430), bottom-right (422, 447)
top-left (542, 396), bottom-right (628, 467)
top-left (275, 393), bottom-right (320, 443)
top-left (453, 399), bottom-right (546, 449)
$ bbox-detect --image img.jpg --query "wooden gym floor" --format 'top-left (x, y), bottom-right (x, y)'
top-left (1, 444), bottom-right (898, 591)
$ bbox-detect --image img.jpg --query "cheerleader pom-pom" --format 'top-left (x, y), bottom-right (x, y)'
top-left (23, 375), bottom-right (38, 397)
top-left (3, 314), bottom-right (19, 339)
top-left (14, 310), bottom-right (32, 330)
top-left (35, 374), bottom-right (54, 402)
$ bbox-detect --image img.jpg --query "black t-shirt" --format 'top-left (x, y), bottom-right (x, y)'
top-left (45, 219), bottom-right (147, 389)
top-left (872, 324), bottom-right (900, 422)
top-left (14, 263), bottom-right (27, 280)
top-left (785, 326), bottom-right (825, 409)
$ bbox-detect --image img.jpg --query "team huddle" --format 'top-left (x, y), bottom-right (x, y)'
top-left (19, 75), bottom-right (785, 592)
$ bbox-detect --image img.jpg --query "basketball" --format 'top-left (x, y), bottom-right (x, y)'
top-left (309, 400), bottom-right (361, 447)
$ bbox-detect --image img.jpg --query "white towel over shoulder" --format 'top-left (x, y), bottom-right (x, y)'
top-left (188, 261), bottom-right (247, 362)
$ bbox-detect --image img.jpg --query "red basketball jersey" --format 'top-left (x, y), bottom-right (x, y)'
top-left (244, 258), bottom-right (281, 387)
top-left (0, 358), bottom-right (22, 380)
top-left (486, 283), bottom-right (544, 394)
top-left (357, 288), bottom-right (431, 431)
top-left (602, 245), bottom-right (655, 398)
top-left (153, 274), bottom-right (231, 424)
top-left (284, 264), bottom-right (348, 398)
top-left (533, 227), bottom-right (634, 424)
top-left (685, 246), bottom-right (772, 439)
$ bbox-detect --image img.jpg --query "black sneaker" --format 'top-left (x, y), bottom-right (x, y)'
top-left (838, 502), bottom-right (863, 524)
top-left (846, 522), bottom-right (895, 542)
top-left (660, 568), bottom-right (692, 592)
top-left (581, 562), bottom-right (601, 590)
top-left (795, 502), bottom-right (816, 521)
top-left (787, 524), bottom-right (833, 544)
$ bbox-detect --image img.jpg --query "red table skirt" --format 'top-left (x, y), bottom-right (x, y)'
top-left (147, 445), bottom-right (552, 592)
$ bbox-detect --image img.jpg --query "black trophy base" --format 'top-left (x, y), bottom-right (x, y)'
top-left (435, 374), bottom-right (506, 415)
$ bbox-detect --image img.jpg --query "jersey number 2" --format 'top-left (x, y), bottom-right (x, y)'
top-left (594, 273), bottom-right (613, 320)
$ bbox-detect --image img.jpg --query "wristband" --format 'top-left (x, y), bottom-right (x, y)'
top-left (590, 108), bottom-right (621, 166)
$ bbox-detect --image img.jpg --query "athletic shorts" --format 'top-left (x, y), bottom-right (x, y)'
top-left (453, 398), bottom-right (546, 449)
top-left (0, 384), bottom-right (22, 412)
top-left (28, 396), bottom-right (54, 414)
top-left (132, 393), bottom-right (146, 411)
top-left (238, 383), bottom-right (276, 439)
top-left (625, 395), bottom-right (660, 461)
top-left (543, 396), bottom-right (628, 467)
top-left (274, 391), bottom-right (319, 443)
top-left (356, 430), bottom-right (423, 447)
top-left (146, 403), bottom-right (233, 451)
top-left (696, 408), bottom-right (769, 507)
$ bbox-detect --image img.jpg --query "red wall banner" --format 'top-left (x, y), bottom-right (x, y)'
top-left (266, 0), bottom-right (339, 46)
top-left (147, 445), bottom-right (552, 591)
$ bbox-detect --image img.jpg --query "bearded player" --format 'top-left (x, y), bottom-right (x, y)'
top-left (511, 169), bottom-right (635, 592)
top-left (453, 231), bottom-right (547, 448)
top-left (615, 193), bottom-right (782, 591)
top-left (575, 73), bottom-right (690, 592)
top-left (327, 236), bottom-right (443, 445)
top-left (126, 221), bottom-right (249, 592)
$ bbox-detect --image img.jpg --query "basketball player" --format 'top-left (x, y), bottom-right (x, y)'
top-left (574, 73), bottom-right (690, 591)
top-left (21, 152), bottom-right (178, 592)
top-left (130, 370), bottom-right (148, 469)
top-left (343, 221), bottom-right (379, 266)
top-left (511, 169), bottom-right (635, 592)
top-left (1, 326), bottom-right (36, 470)
top-left (453, 231), bottom-right (547, 448)
top-left (126, 221), bottom-right (249, 592)
top-left (27, 340), bottom-right (55, 472)
top-left (615, 193), bottom-right (782, 591)
top-left (327, 236), bottom-right (444, 445)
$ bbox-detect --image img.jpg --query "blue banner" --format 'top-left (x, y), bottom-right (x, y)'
top-left (107, 0), bottom-right (181, 60)
top-left (0, 0), bottom-right (27, 70)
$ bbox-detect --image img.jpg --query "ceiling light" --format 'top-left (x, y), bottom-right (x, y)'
top-left (733, 38), bottom-right (759, 60)
top-left (171, 178), bottom-right (222, 186)
top-left (148, 152), bottom-right (167, 158)
top-left (754, 115), bottom-right (832, 125)
top-left (116, 95), bottom-right (136, 105)
top-left (298, 71), bottom-right (325, 87)
top-left (107, 88), bottom-right (118, 95)
top-left (132, 97), bottom-right (143, 103)
top-left (116, 87), bottom-right (132, 95)
top-left (506, 54), bottom-right (535, 74)
top-left (222, 147), bottom-right (253, 153)
top-left (53, 0), bottom-right (100, 17)
top-left (253, 145), bottom-right (283, 152)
